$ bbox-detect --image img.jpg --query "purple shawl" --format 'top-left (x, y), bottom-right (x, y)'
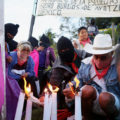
top-left (6, 66), bottom-right (20, 120)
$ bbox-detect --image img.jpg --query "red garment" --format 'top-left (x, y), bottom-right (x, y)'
top-left (17, 58), bottom-right (27, 66)
top-left (80, 38), bottom-right (91, 47)
top-left (71, 53), bottom-right (79, 73)
top-left (92, 59), bottom-right (110, 79)
top-left (66, 53), bottom-right (79, 74)
top-left (57, 109), bottom-right (72, 120)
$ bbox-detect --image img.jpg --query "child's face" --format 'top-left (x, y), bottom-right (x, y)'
top-left (18, 48), bottom-right (30, 60)
top-left (78, 29), bottom-right (88, 41)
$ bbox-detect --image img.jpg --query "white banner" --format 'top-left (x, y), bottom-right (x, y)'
top-left (37, 0), bottom-right (120, 17)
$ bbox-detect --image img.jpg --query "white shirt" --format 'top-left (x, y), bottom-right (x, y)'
top-left (90, 65), bottom-right (107, 92)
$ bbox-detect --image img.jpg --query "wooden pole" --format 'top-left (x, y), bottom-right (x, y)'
top-left (28, 0), bottom-right (38, 39)
top-left (112, 22), bottom-right (115, 45)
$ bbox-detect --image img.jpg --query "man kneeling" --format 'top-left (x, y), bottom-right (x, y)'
top-left (63, 34), bottom-right (120, 120)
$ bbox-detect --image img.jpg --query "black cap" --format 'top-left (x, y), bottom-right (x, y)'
top-left (39, 34), bottom-right (50, 48)
top-left (57, 36), bottom-right (74, 53)
top-left (5, 23), bottom-right (19, 36)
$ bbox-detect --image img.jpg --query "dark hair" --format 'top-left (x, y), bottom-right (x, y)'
top-left (90, 18), bottom-right (95, 25)
top-left (78, 26), bottom-right (87, 34)
top-left (28, 36), bottom-right (38, 49)
top-left (115, 45), bottom-right (120, 66)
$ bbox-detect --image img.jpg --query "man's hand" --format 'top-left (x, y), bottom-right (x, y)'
top-left (63, 88), bottom-right (75, 99)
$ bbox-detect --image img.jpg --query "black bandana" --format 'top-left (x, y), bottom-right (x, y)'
top-left (59, 49), bottom-right (74, 63)
top-left (57, 36), bottom-right (74, 63)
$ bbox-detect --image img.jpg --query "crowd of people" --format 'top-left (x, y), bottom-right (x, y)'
top-left (5, 20), bottom-right (120, 120)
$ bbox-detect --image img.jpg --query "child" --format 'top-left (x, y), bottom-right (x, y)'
top-left (73, 27), bottom-right (91, 50)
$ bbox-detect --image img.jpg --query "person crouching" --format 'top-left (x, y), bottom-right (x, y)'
top-left (8, 41), bottom-right (38, 97)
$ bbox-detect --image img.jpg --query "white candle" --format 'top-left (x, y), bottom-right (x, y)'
top-left (43, 92), bottom-right (52, 120)
top-left (75, 91), bottom-right (82, 120)
top-left (14, 92), bottom-right (25, 120)
top-left (43, 92), bottom-right (49, 120)
top-left (51, 92), bottom-right (57, 120)
top-left (25, 92), bottom-right (33, 120)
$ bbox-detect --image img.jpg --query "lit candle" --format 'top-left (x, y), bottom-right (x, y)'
top-left (69, 77), bottom-right (82, 120)
top-left (43, 89), bottom-right (52, 120)
top-left (14, 91), bottom-right (25, 120)
top-left (25, 92), bottom-right (33, 120)
top-left (51, 92), bottom-right (57, 120)
top-left (74, 77), bottom-right (82, 120)
top-left (75, 91), bottom-right (82, 120)
top-left (43, 83), bottom-right (59, 120)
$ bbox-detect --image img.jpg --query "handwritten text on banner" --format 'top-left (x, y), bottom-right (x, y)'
top-left (37, 0), bottom-right (120, 17)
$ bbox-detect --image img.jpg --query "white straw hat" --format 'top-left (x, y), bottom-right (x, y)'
top-left (84, 34), bottom-right (116, 55)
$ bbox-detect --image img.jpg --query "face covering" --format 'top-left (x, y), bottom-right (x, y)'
top-left (5, 35), bottom-right (12, 42)
top-left (59, 49), bottom-right (74, 63)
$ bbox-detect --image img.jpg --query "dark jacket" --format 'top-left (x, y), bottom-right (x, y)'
top-left (49, 49), bottom-right (91, 109)
top-left (50, 49), bottom-right (91, 87)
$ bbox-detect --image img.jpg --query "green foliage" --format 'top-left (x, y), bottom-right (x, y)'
top-left (51, 43), bottom-right (58, 57)
top-left (59, 17), bottom-right (86, 39)
top-left (103, 24), bottom-right (120, 44)
top-left (44, 29), bottom-right (56, 45)
top-left (39, 29), bottom-right (58, 56)
top-left (104, 28), bottom-right (112, 35)
top-left (95, 18), bottom-right (120, 29)
top-left (87, 17), bottom-right (120, 29)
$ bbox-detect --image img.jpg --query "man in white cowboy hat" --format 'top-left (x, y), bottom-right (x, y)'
top-left (63, 34), bottom-right (120, 120)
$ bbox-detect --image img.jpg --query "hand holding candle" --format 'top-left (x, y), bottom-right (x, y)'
top-left (74, 77), bottom-right (82, 120)
top-left (23, 77), bottom-right (42, 120)
top-left (67, 76), bottom-right (82, 120)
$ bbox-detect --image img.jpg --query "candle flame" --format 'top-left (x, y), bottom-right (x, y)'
top-left (68, 82), bottom-right (75, 95)
top-left (23, 77), bottom-right (31, 96)
top-left (47, 83), bottom-right (59, 93)
top-left (74, 76), bottom-right (80, 88)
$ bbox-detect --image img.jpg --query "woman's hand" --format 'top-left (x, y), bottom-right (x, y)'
top-left (21, 72), bottom-right (29, 78)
